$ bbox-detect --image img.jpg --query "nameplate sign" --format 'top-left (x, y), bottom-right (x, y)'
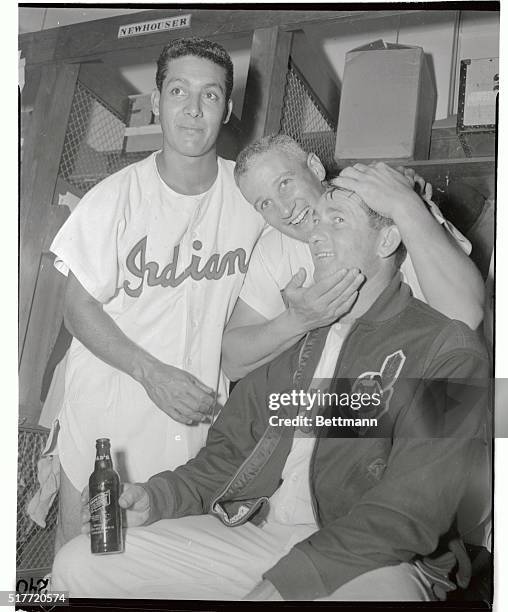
top-left (118, 15), bottom-right (192, 39)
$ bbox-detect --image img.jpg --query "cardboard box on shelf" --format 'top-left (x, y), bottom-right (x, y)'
top-left (127, 93), bottom-right (160, 128)
top-left (335, 40), bottom-right (436, 164)
top-left (123, 124), bottom-right (162, 153)
top-left (124, 93), bottom-right (161, 153)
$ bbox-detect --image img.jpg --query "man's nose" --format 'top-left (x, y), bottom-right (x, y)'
top-left (309, 221), bottom-right (327, 245)
top-left (274, 198), bottom-right (294, 219)
top-left (184, 93), bottom-right (203, 118)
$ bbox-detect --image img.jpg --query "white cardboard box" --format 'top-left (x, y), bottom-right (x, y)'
top-left (335, 40), bottom-right (436, 163)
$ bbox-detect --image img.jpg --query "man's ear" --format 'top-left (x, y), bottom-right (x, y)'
top-left (377, 225), bottom-right (402, 259)
top-left (151, 89), bottom-right (160, 117)
top-left (223, 99), bottom-right (233, 124)
top-left (307, 153), bottom-right (326, 181)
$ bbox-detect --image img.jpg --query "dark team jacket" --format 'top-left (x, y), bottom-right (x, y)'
top-left (143, 275), bottom-right (490, 600)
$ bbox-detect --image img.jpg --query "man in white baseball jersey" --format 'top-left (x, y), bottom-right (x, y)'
top-left (48, 37), bottom-right (269, 549)
top-left (222, 135), bottom-right (484, 381)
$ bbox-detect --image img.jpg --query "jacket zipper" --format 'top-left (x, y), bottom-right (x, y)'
top-left (209, 424), bottom-right (280, 516)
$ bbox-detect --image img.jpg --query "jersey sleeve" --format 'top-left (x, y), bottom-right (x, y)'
top-left (50, 181), bottom-right (126, 304)
top-left (423, 193), bottom-right (472, 256)
top-left (240, 234), bottom-right (288, 320)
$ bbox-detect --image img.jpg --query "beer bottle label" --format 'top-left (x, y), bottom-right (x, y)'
top-left (90, 490), bottom-right (118, 536)
top-left (89, 491), bottom-right (110, 513)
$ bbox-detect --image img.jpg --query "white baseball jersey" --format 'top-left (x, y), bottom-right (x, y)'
top-left (50, 152), bottom-right (265, 491)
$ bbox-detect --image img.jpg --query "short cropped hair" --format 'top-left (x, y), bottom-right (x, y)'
top-left (234, 134), bottom-right (308, 185)
top-left (156, 37), bottom-right (234, 103)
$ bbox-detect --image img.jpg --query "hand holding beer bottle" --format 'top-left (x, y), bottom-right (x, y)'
top-left (85, 438), bottom-right (151, 554)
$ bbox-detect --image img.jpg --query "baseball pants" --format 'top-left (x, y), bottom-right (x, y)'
top-left (52, 514), bottom-right (434, 601)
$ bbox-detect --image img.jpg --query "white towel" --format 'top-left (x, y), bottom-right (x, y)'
top-left (26, 421), bottom-right (61, 528)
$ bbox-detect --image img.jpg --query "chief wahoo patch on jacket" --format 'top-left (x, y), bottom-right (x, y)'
top-left (349, 349), bottom-right (406, 433)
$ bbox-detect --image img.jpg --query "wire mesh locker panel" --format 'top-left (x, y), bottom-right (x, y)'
top-left (279, 61), bottom-right (338, 174)
top-left (58, 81), bottom-right (147, 195)
top-left (17, 425), bottom-right (58, 576)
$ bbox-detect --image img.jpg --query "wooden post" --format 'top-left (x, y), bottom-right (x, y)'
top-left (20, 62), bottom-right (79, 354)
top-left (18, 208), bottom-right (70, 424)
top-left (241, 27), bottom-right (292, 144)
top-left (19, 62), bottom-right (79, 422)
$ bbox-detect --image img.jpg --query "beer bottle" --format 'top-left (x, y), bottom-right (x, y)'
top-left (89, 438), bottom-right (124, 554)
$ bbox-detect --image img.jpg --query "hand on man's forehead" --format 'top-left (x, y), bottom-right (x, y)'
top-left (319, 184), bottom-right (365, 208)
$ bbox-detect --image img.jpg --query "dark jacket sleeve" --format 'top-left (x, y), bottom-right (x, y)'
top-left (142, 364), bottom-right (271, 523)
top-left (265, 330), bottom-right (490, 599)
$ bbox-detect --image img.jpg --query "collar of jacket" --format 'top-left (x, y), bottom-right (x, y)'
top-left (356, 271), bottom-right (411, 324)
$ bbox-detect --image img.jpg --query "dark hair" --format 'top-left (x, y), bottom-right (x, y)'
top-left (156, 37), bottom-right (233, 104)
top-left (234, 134), bottom-right (308, 185)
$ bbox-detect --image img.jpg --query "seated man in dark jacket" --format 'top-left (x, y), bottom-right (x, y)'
top-left (52, 153), bottom-right (489, 602)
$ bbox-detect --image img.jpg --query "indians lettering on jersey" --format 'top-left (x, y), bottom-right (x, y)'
top-left (123, 236), bottom-right (249, 297)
